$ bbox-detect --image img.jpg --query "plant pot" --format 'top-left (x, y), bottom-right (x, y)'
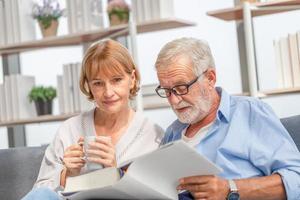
top-left (109, 11), bottom-right (129, 26)
top-left (34, 100), bottom-right (53, 116)
top-left (39, 20), bottom-right (58, 38)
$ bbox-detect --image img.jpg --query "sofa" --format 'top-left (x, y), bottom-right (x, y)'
top-left (0, 115), bottom-right (299, 200)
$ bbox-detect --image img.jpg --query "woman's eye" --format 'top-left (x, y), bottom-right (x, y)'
top-left (93, 81), bottom-right (103, 86)
top-left (113, 77), bottom-right (122, 83)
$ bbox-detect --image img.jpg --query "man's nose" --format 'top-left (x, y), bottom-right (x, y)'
top-left (168, 92), bottom-right (182, 106)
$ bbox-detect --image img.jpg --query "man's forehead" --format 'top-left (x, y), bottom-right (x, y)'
top-left (157, 68), bottom-right (195, 87)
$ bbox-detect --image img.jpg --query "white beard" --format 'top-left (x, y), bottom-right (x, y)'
top-left (172, 91), bottom-right (211, 124)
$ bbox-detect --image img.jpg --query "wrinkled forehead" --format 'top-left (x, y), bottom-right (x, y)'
top-left (86, 57), bottom-right (127, 80)
top-left (157, 56), bottom-right (196, 86)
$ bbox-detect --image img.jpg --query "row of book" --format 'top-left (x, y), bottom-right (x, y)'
top-left (0, 0), bottom-right (35, 46)
top-left (131, 0), bottom-right (174, 23)
top-left (0, 75), bottom-right (36, 122)
top-left (0, 0), bottom-right (175, 46)
top-left (66, 0), bottom-right (106, 34)
top-left (273, 31), bottom-right (300, 88)
top-left (66, 0), bottom-right (174, 34)
top-left (57, 63), bottom-right (93, 115)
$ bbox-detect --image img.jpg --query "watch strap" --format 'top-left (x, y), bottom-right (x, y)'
top-left (228, 179), bottom-right (238, 192)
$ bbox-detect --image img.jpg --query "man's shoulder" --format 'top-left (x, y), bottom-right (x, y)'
top-left (230, 95), bottom-right (268, 110)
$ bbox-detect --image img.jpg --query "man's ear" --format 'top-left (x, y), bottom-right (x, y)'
top-left (206, 68), bottom-right (216, 86)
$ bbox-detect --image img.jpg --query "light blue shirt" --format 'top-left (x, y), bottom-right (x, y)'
top-left (162, 87), bottom-right (300, 200)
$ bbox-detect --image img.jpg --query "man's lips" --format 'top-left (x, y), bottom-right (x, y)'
top-left (175, 106), bottom-right (190, 112)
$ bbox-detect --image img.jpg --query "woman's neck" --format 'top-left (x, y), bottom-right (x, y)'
top-left (94, 106), bottom-right (134, 138)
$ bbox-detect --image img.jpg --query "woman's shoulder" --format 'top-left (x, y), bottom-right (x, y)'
top-left (134, 111), bottom-right (165, 139)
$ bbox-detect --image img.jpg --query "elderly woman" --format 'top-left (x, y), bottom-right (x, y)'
top-left (22, 39), bottom-right (164, 199)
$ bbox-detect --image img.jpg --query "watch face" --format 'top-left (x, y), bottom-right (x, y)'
top-left (228, 192), bottom-right (240, 200)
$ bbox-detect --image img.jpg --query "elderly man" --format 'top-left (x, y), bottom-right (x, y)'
top-left (155, 37), bottom-right (300, 200)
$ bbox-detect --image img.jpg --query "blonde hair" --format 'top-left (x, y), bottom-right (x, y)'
top-left (80, 39), bottom-right (140, 100)
top-left (155, 37), bottom-right (215, 75)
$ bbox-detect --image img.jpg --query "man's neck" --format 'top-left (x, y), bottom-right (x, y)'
top-left (186, 90), bottom-right (221, 138)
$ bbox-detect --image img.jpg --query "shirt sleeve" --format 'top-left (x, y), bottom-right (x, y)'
top-left (33, 125), bottom-right (66, 191)
top-left (249, 101), bottom-right (300, 200)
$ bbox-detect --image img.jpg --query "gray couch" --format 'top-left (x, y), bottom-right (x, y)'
top-left (0, 115), bottom-right (299, 200)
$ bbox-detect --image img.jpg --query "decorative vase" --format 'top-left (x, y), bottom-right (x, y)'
top-left (39, 20), bottom-right (58, 38)
top-left (34, 100), bottom-right (53, 116)
top-left (109, 11), bottom-right (129, 26)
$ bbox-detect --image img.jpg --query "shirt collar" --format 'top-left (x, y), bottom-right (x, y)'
top-left (215, 87), bottom-right (230, 123)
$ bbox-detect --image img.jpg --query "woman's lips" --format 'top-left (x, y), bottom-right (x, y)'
top-left (103, 99), bottom-right (119, 105)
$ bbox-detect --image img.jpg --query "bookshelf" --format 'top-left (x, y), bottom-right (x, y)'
top-left (0, 18), bottom-right (194, 128)
top-left (207, 0), bottom-right (300, 98)
top-left (0, 18), bottom-right (194, 55)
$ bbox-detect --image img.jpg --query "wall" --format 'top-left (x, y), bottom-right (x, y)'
top-left (0, 0), bottom-right (299, 148)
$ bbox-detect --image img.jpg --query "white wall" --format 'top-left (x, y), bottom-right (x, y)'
top-left (1, 0), bottom-right (300, 148)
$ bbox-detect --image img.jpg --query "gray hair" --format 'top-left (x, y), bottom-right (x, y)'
top-left (155, 37), bottom-right (215, 75)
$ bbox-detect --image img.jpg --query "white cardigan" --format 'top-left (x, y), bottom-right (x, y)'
top-left (34, 109), bottom-right (164, 190)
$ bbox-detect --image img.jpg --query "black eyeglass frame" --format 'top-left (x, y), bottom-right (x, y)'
top-left (155, 70), bottom-right (207, 98)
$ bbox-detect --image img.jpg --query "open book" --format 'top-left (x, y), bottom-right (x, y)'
top-left (60, 140), bottom-right (222, 200)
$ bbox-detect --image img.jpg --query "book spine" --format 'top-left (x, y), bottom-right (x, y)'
top-left (279, 37), bottom-right (294, 88)
top-left (288, 33), bottom-right (300, 87)
top-left (273, 40), bottom-right (284, 89)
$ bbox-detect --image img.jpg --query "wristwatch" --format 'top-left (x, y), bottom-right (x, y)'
top-left (227, 179), bottom-right (240, 200)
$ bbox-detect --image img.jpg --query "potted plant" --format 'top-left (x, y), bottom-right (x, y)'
top-left (107, 0), bottom-right (130, 26)
top-left (32, 0), bottom-right (65, 37)
top-left (29, 86), bottom-right (57, 116)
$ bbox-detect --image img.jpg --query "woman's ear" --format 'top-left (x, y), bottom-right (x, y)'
top-left (130, 70), bottom-right (136, 89)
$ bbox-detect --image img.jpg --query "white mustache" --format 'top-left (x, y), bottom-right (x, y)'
top-left (173, 101), bottom-right (192, 109)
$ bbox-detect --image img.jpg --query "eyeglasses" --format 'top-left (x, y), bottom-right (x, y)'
top-left (155, 70), bottom-right (207, 98)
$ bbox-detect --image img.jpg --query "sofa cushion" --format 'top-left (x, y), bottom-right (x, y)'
top-left (0, 145), bottom-right (47, 200)
top-left (281, 115), bottom-right (300, 151)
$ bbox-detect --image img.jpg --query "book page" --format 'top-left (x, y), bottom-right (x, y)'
top-left (126, 140), bottom-right (222, 199)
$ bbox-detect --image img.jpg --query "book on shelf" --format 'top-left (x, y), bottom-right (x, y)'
top-left (279, 37), bottom-right (294, 88)
top-left (288, 33), bottom-right (300, 87)
top-left (3, 75), bottom-right (36, 121)
top-left (57, 75), bottom-right (65, 114)
top-left (131, 0), bottom-right (174, 23)
top-left (0, 0), bottom-right (6, 46)
top-left (2, 0), bottom-right (35, 45)
top-left (4, 76), bottom-right (13, 121)
top-left (0, 84), bottom-right (6, 122)
top-left (3, 0), bottom-right (13, 45)
top-left (14, 0), bottom-right (36, 42)
top-left (59, 63), bottom-right (93, 115)
top-left (66, 0), bottom-right (105, 34)
top-left (14, 75), bottom-right (36, 120)
top-left (274, 40), bottom-right (284, 88)
top-left (63, 64), bottom-right (74, 114)
top-left (61, 140), bottom-right (222, 200)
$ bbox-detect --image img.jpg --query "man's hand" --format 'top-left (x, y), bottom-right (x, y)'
top-left (177, 175), bottom-right (229, 200)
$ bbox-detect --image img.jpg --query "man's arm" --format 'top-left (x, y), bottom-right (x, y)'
top-left (177, 173), bottom-right (285, 200)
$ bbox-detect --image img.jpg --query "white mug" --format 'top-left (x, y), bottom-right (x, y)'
top-left (84, 136), bottom-right (103, 171)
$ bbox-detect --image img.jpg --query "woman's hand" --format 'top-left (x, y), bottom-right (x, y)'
top-left (63, 137), bottom-right (85, 177)
top-left (86, 136), bottom-right (117, 168)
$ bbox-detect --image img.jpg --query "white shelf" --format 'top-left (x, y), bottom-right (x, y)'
top-left (207, 0), bottom-right (300, 21)
top-left (0, 113), bottom-right (79, 127)
top-left (0, 18), bottom-right (195, 55)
